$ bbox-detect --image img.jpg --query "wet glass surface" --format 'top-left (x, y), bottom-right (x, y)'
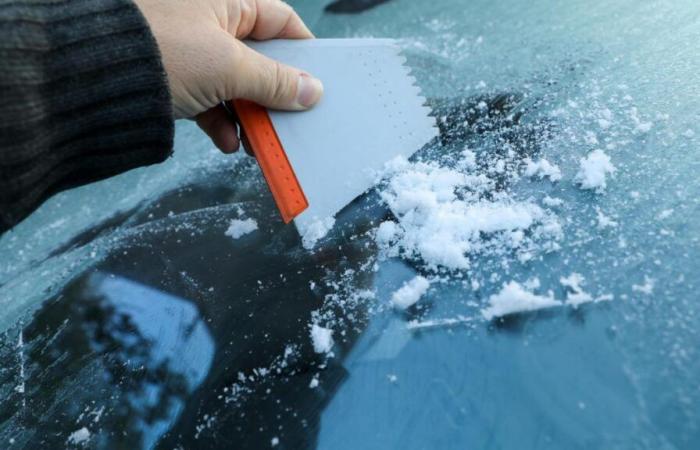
top-left (1, 0), bottom-right (699, 449)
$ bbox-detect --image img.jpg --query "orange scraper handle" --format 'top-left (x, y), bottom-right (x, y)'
top-left (229, 99), bottom-right (309, 224)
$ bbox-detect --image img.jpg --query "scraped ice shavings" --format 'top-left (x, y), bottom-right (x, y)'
top-left (575, 150), bottom-right (615, 193)
top-left (225, 218), bottom-right (258, 239)
top-left (523, 158), bottom-right (562, 181)
top-left (391, 275), bottom-right (430, 309)
top-left (560, 273), bottom-right (593, 308)
top-left (482, 280), bottom-right (561, 320)
top-left (310, 324), bottom-right (334, 354)
top-left (301, 217), bottom-right (335, 249)
top-left (595, 208), bottom-right (618, 229)
top-left (378, 156), bottom-right (561, 270)
top-left (632, 276), bottom-right (655, 295)
top-left (67, 427), bottom-right (91, 445)
top-left (543, 196), bottom-right (564, 207)
top-left (375, 220), bottom-right (401, 248)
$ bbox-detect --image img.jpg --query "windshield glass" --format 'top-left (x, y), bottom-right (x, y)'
top-left (1, 0), bottom-right (699, 448)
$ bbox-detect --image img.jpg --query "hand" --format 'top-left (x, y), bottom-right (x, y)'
top-left (134, 0), bottom-right (324, 152)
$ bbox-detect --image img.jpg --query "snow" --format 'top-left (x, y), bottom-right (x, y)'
top-left (271, 437), bottom-right (280, 447)
top-left (658, 209), bottom-right (674, 220)
top-left (390, 276), bottom-right (431, 310)
top-left (595, 208), bottom-right (618, 229)
top-left (629, 107), bottom-right (653, 133)
top-left (224, 218), bottom-right (258, 239)
top-left (67, 427), bottom-right (90, 445)
top-left (309, 377), bottom-right (320, 388)
top-left (560, 273), bottom-right (594, 308)
top-left (575, 150), bottom-right (615, 193)
top-left (310, 324), bottom-right (334, 354)
top-left (482, 281), bottom-right (561, 320)
top-left (407, 315), bottom-right (472, 330)
top-left (375, 220), bottom-right (400, 247)
top-left (301, 217), bottom-right (335, 249)
top-left (542, 196), bottom-right (564, 207)
top-left (523, 158), bottom-right (562, 182)
top-left (378, 156), bottom-right (561, 270)
top-left (632, 276), bottom-right (655, 295)
top-left (458, 148), bottom-right (477, 170)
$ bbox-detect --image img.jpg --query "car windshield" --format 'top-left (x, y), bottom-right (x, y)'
top-left (1, 0), bottom-right (699, 448)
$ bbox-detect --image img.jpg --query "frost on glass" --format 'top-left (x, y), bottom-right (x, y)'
top-left (1, 0), bottom-right (699, 448)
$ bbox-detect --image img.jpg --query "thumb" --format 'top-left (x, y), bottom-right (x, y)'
top-left (228, 42), bottom-right (324, 111)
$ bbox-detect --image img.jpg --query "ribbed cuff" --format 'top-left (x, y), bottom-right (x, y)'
top-left (0, 0), bottom-right (174, 232)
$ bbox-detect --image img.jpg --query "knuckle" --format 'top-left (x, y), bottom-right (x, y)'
top-left (269, 61), bottom-right (294, 105)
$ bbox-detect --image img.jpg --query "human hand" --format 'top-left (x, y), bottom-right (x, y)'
top-left (135, 0), bottom-right (323, 152)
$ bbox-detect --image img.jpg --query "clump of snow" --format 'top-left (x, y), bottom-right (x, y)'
top-left (309, 376), bottom-right (319, 389)
top-left (575, 150), bottom-right (615, 193)
top-left (542, 196), bottom-right (564, 207)
top-left (377, 156), bottom-right (561, 270)
top-left (375, 220), bottom-right (401, 248)
top-left (390, 275), bottom-right (431, 310)
top-left (523, 158), bottom-right (562, 182)
top-left (310, 324), bottom-right (334, 354)
top-left (560, 273), bottom-right (594, 308)
top-left (629, 107), bottom-right (652, 133)
top-left (595, 208), bottom-right (618, 229)
top-left (632, 276), bottom-right (655, 295)
top-left (458, 148), bottom-right (477, 170)
top-left (596, 294), bottom-right (614, 302)
top-left (225, 218), bottom-right (258, 239)
top-left (67, 427), bottom-right (91, 446)
top-left (482, 281), bottom-right (561, 320)
top-left (271, 437), bottom-right (280, 447)
top-left (658, 209), bottom-right (673, 220)
top-left (301, 217), bottom-right (335, 249)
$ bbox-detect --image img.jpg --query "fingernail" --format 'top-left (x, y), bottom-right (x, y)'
top-left (296, 74), bottom-right (323, 108)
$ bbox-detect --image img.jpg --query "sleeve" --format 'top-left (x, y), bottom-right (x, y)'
top-left (0, 0), bottom-right (174, 233)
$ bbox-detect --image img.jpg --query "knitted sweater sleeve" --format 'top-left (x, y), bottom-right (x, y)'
top-left (0, 0), bottom-right (174, 233)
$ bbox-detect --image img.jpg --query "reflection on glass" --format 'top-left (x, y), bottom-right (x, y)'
top-left (0, 273), bottom-right (214, 448)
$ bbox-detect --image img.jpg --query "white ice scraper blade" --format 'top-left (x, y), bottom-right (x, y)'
top-left (245, 39), bottom-right (437, 241)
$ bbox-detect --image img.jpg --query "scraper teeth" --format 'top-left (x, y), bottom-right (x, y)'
top-left (387, 44), bottom-right (438, 134)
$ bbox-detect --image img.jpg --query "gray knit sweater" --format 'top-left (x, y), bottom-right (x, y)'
top-left (0, 0), bottom-right (174, 233)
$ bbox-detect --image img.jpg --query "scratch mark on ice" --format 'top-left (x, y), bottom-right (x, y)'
top-left (15, 327), bottom-right (26, 411)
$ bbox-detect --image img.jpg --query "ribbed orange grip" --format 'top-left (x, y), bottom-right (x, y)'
top-left (229, 99), bottom-right (309, 224)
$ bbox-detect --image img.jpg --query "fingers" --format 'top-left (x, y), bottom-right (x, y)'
top-left (196, 104), bottom-right (240, 153)
top-left (240, 0), bottom-right (314, 40)
top-left (227, 41), bottom-right (323, 110)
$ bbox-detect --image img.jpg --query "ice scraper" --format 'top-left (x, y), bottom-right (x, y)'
top-left (228, 39), bottom-right (436, 239)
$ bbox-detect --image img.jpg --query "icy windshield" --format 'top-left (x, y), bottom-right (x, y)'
top-left (1, 0), bottom-right (699, 448)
